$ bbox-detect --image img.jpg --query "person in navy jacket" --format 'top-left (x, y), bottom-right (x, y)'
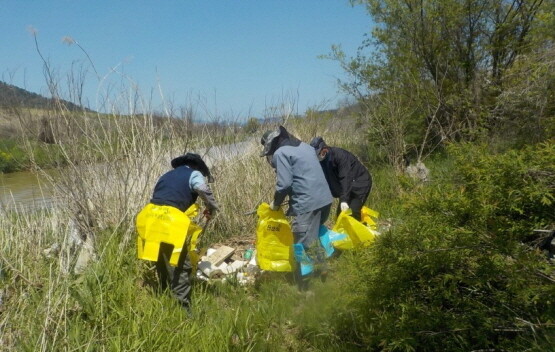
top-left (149, 153), bottom-right (218, 310)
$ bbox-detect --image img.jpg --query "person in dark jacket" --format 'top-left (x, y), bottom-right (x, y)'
top-left (309, 137), bottom-right (372, 221)
top-left (149, 153), bottom-right (219, 310)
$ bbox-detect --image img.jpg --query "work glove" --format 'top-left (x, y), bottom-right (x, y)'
top-left (270, 202), bottom-right (280, 211)
top-left (340, 202), bottom-right (349, 212)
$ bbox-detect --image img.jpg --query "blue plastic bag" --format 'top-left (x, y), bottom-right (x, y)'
top-left (293, 243), bottom-right (314, 276)
top-left (325, 227), bottom-right (348, 246)
top-left (318, 225), bottom-right (338, 258)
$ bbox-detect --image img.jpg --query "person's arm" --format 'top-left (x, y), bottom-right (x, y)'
top-left (190, 171), bottom-right (219, 216)
top-left (273, 152), bottom-right (292, 208)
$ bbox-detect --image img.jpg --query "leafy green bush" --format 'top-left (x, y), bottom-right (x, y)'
top-left (326, 141), bottom-right (555, 351)
top-left (0, 138), bottom-right (68, 172)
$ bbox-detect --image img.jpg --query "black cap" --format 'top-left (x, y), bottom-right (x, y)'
top-left (260, 129), bottom-right (280, 156)
top-left (171, 153), bottom-right (214, 183)
top-left (309, 136), bottom-right (327, 154)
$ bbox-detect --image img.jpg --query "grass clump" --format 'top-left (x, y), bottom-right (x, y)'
top-left (3, 225), bottom-right (323, 351)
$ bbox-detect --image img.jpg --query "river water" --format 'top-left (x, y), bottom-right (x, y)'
top-left (0, 170), bottom-right (57, 211)
top-left (0, 139), bottom-right (255, 211)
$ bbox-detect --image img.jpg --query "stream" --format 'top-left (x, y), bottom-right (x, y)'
top-left (0, 139), bottom-right (255, 212)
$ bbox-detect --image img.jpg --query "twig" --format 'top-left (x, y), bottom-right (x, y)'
top-left (536, 271), bottom-right (555, 283)
top-left (417, 328), bottom-right (470, 336)
top-left (0, 254), bottom-right (35, 286)
top-left (413, 245), bottom-right (484, 254)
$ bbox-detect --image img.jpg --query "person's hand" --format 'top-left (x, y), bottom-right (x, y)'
top-left (270, 202), bottom-right (280, 211)
top-left (340, 202), bottom-right (349, 212)
top-left (203, 208), bottom-right (212, 220)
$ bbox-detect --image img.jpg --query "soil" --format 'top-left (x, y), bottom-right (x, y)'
top-left (211, 235), bottom-right (256, 262)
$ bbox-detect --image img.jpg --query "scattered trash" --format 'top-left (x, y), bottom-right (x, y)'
top-left (405, 160), bottom-right (430, 182)
top-left (73, 235), bottom-right (96, 275)
top-left (204, 245), bottom-right (235, 266)
top-left (195, 245), bottom-right (261, 285)
top-left (43, 242), bottom-right (61, 258)
top-left (41, 217), bottom-right (98, 275)
top-left (243, 243), bottom-right (254, 260)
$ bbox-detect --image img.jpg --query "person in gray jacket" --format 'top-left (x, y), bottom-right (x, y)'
top-left (260, 126), bottom-right (332, 288)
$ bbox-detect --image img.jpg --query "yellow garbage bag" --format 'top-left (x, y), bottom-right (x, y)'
top-left (177, 205), bottom-right (203, 272)
top-left (136, 203), bottom-right (202, 267)
top-left (331, 206), bottom-right (379, 250)
top-left (361, 206), bottom-right (379, 227)
top-left (256, 202), bottom-right (294, 272)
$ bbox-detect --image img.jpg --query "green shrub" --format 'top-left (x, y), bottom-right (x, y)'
top-left (0, 138), bottom-right (67, 172)
top-left (326, 141), bottom-right (555, 351)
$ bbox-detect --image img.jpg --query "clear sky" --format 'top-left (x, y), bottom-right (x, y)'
top-left (2, 1), bottom-right (371, 120)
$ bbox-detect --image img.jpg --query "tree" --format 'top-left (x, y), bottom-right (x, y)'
top-left (332, 0), bottom-right (554, 169)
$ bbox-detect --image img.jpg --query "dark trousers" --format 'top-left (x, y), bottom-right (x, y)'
top-left (336, 179), bottom-right (372, 221)
top-left (156, 243), bottom-right (192, 309)
top-left (292, 204), bottom-right (331, 290)
top-left (291, 204), bottom-right (331, 248)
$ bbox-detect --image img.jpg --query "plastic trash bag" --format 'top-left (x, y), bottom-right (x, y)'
top-left (319, 225), bottom-right (340, 258)
top-left (293, 243), bottom-right (314, 275)
top-left (136, 203), bottom-right (202, 267)
top-left (320, 225), bottom-right (348, 254)
top-left (331, 206), bottom-right (379, 250)
top-left (255, 203), bottom-right (295, 272)
top-left (361, 206), bottom-right (379, 227)
top-left (176, 206), bottom-right (203, 272)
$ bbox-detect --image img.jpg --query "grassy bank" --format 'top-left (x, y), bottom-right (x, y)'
top-left (0, 138), bottom-right (66, 173)
top-left (0, 100), bottom-right (554, 351)
top-left (0, 110), bottom-right (365, 351)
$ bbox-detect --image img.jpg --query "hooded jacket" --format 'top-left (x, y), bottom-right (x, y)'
top-left (269, 128), bottom-right (332, 215)
top-left (321, 147), bottom-right (371, 202)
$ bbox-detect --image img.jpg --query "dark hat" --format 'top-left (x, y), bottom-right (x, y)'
top-left (171, 153), bottom-right (214, 183)
top-left (260, 129), bottom-right (280, 157)
top-left (309, 136), bottom-right (327, 154)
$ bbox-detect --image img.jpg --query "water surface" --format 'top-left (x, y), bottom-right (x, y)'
top-left (0, 170), bottom-right (55, 211)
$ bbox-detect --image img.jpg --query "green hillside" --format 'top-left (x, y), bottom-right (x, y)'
top-left (0, 81), bottom-right (89, 112)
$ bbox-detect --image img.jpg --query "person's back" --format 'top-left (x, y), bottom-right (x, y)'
top-left (310, 137), bottom-right (372, 221)
top-left (150, 165), bottom-right (197, 212)
top-left (323, 146), bottom-right (371, 199)
top-left (272, 142), bottom-right (332, 215)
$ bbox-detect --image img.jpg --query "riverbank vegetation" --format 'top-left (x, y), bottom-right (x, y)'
top-left (1, 0), bottom-right (555, 350)
top-left (1, 110), bottom-right (553, 351)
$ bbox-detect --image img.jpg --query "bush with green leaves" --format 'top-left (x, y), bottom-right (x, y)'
top-left (0, 138), bottom-right (67, 173)
top-left (324, 141), bottom-right (555, 351)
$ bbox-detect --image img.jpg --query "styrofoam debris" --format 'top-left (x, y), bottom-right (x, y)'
top-left (197, 246), bottom-right (260, 284)
top-left (237, 272), bottom-right (256, 285)
top-left (196, 270), bottom-right (209, 281)
top-left (198, 260), bottom-right (227, 278)
top-left (248, 250), bottom-right (257, 266)
top-left (221, 260), bottom-right (246, 274)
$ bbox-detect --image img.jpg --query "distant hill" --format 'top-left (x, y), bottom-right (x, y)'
top-left (0, 81), bottom-right (90, 112)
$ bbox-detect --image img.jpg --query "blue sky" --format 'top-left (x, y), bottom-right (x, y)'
top-left (2, 1), bottom-right (371, 120)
